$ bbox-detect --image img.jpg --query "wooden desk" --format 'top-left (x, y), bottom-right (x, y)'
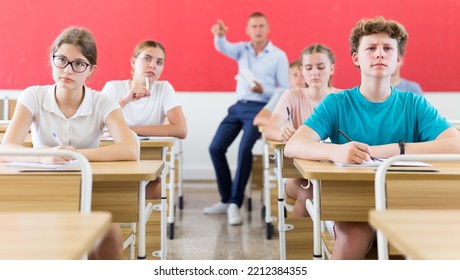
top-left (0, 212), bottom-right (111, 260)
top-left (1, 135), bottom-right (178, 242)
top-left (294, 159), bottom-right (460, 259)
top-left (369, 209), bottom-right (460, 260)
top-left (0, 160), bottom-right (164, 259)
top-left (102, 137), bottom-right (179, 241)
top-left (100, 137), bottom-right (174, 160)
top-left (90, 160), bottom-right (164, 259)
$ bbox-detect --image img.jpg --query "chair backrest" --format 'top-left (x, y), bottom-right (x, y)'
top-left (1, 98), bottom-right (17, 120)
top-left (374, 154), bottom-right (460, 259)
top-left (0, 149), bottom-right (92, 213)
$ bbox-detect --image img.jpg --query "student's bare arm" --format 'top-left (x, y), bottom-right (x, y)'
top-left (0, 104), bottom-right (75, 164)
top-left (130, 106), bottom-right (187, 139)
top-left (370, 127), bottom-right (460, 158)
top-left (284, 125), bottom-right (371, 164)
top-left (253, 109), bottom-right (271, 126)
top-left (1, 103), bottom-right (32, 150)
top-left (264, 113), bottom-right (294, 142)
top-left (79, 109), bottom-right (138, 161)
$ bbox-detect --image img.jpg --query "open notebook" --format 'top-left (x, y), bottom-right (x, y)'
top-left (4, 160), bottom-right (80, 170)
top-left (334, 158), bottom-right (432, 167)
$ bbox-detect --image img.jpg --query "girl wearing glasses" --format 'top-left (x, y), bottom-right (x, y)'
top-left (1, 27), bottom-right (138, 259)
top-left (102, 40), bottom-right (187, 199)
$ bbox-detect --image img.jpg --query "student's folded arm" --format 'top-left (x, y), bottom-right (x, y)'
top-left (370, 127), bottom-right (460, 157)
top-left (253, 109), bottom-right (271, 127)
top-left (407, 127), bottom-right (460, 154)
top-left (0, 104), bottom-right (41, 162)
top-left (130, 107), bottom-right (187, 139)
top-left (369, 143), bottom-right (400, 159)
top-left (284, 125), bottom-right (334, 161)
top-left (80, 110), bottom-right (138, 161)
top-left (263, 113), bottom-right (285, 142)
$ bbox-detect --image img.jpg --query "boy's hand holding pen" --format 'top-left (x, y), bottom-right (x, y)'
top-left (337, 129), bottom-right (379, 163)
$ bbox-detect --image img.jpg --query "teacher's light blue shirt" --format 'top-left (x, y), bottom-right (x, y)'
top-left (215, 36), bottom-right (289, 103)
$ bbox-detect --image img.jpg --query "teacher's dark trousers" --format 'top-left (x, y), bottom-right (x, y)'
top-left (209, 100), bottom-right (265, 208)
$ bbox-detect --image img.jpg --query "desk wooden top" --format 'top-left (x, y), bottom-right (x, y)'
top-left (0, 125), bottom-right (7, 133)
top-left (91, 160), bottom-right (164, 182)
top-left (0, 212), bottom-right (111, 260)
top-left (100, 137), bottom-right (175, 148)
top-left (266, 139), bottom-right (286, 150)
top-left (293, 159), bottom-right (460, 181)
top-left (369, 210), bottom-right (460, 260)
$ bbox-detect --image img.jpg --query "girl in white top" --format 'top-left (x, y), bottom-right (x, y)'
top-left (102, 40), bottom-right (187, 199)
top-left (101, 40), bottom-right (187, 138)
top-left (1, 27), bottom-right (138, 259)
top-left (264, 44), bottom-right (339, 217)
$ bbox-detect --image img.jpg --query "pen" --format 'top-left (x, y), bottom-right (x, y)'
top-left (286, 107), bottom-right (293, 127)
top-left (337, 129), bottom-right (381, 162)
top-left (145, 76), bottom-right (150, 91)
top-left (51, 132), bottom-right (63, 146)
top-left (337, 129), bottom-right (352, 142)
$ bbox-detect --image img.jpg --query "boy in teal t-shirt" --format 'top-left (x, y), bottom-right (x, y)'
top-left (285, 16), bottom-right (460, 259)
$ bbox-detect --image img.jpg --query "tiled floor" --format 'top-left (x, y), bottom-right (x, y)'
top-left (167, 182), bottom-right (279, 260)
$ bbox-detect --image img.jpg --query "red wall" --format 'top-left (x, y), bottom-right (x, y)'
top-left (1, 0), bottom-right (459, 91)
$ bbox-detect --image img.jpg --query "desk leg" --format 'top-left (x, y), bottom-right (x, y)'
top-left (160, 148), bottom-right (169, 260)
top-left (153, 148), bottom-right (169, 260)
top-left (263, 141), bottom-right (274, 239)
top-left (168, 144), bottom-right (176, 240)
top-left (306, 179), bottom-right (321, 260)
top-left (275, 148), bottom-right (286, 260)
top-left (138, 180), bottom-right (148, 259)
top-left (177, 140), bottom-right (184, 210)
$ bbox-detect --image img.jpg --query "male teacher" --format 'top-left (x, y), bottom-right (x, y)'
top-left (204, 12), bottom-right (289, 225)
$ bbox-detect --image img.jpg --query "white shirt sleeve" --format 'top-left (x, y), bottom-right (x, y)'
top-left (160, 81), bottom-right (181, 114)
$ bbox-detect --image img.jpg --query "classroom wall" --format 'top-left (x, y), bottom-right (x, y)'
top-left (1, 0), bottom-right (460, 92)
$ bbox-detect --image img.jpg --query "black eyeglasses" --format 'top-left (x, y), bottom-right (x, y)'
top-left (52, 55), bottom-right (91, 73)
